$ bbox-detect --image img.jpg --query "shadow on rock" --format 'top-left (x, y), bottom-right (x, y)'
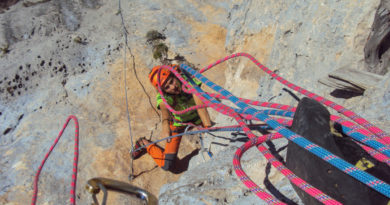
top-left (263, 141), bottom-right (297, 204)
top-left (169, 149), bottom-right (200, 174)
top-left (0, 0), bottom-right (19, 13)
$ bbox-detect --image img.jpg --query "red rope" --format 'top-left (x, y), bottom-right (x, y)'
top-left (200, 53), bottom-right (390, 145)
top-left (31, 115), bottom-right (79, 205)
top-left (156, 55), bottom-right (390, 203)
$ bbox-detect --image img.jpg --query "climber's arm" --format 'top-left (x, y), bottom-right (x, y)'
top-left (160, 103), bottom-right (171, 138)
top-left (193, 94), bottom-right (212, 128)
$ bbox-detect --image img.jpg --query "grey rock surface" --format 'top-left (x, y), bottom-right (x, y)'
top-left (0, 0), bottom-right (389, 204)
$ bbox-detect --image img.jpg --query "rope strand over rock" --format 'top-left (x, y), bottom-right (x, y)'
top-left (31, 115), bottom-right (79, 205)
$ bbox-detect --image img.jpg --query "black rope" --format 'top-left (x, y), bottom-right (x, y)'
top-left (118, 0), bottom-right (160, 119)
top-left (118, 0), bottom-right (135, 180)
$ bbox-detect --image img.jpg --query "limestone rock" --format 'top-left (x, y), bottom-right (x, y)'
top-left (0, 0), bottom-right (389, 204)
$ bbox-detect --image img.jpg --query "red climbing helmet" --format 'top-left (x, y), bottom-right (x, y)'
top-left (149, 65), bottom-right (179, 89)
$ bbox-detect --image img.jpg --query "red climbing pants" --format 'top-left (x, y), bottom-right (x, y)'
top-left (146, 123), bottom-right (186, 170)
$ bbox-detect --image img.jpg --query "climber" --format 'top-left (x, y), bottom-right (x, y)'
top-left (132, 65), bottom-right (212, 171)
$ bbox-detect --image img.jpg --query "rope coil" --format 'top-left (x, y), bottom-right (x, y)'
top-left (153, 53), bottom-right (390, 204)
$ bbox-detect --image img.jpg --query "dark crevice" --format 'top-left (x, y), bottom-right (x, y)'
top-left (378, 32), bottom-right (390, 59)
top-left (330, 89), bottom-right (363, 99)
top-left (0, 0), bottom-right (19, 13)
top-left (3, 127), bottom-right (12, 135)
top-left (364, 1), bottom-right (390, 75)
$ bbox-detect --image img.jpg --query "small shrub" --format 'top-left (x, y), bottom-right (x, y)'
top-left (146, 30), bottom-right (166, 43)
top-left (153, 43), bottom-right (168, 60)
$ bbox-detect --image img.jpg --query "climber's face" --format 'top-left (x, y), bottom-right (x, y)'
top-left (163, 75), bottom-right (181, 95)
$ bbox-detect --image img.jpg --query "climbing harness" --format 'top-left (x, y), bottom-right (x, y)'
top-left (31, 115), bottom-right (79, 205)
top-left (149, 53), bottom-right (390, 204)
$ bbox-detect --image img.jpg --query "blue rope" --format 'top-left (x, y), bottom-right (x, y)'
top-left (180, 64), bottom-right (390, 198)
top-left (339, 125), bottom-right (390, 155)
top-left (230, 97), bottom-right (389, 157)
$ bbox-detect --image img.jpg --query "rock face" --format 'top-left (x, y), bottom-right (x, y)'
top-left (0, 0), bottom-right (389, 204)
top-left (160, 144), bottom-right (303, 205)
top-left (365, 0), bottom-right (390, 75)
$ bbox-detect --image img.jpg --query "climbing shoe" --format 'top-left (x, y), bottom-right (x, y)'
top-left (131, 137), bottom-right (148, 159)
